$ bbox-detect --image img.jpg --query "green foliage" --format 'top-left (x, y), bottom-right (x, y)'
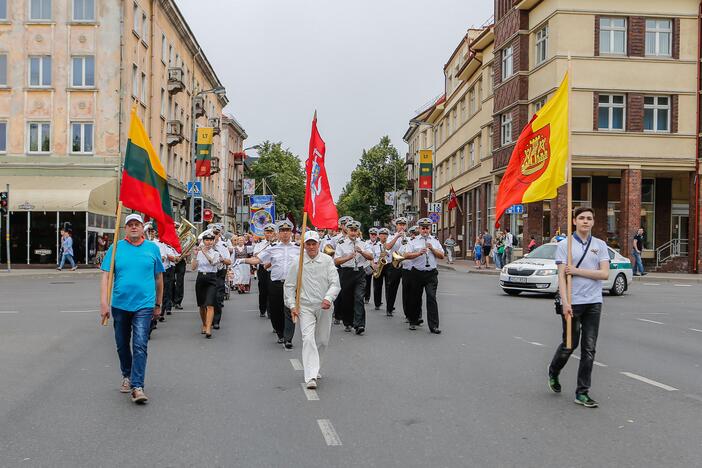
top-left (244, 141), bottom-right (306, 218)
top-left (337, 136), bottom-right (406, 232)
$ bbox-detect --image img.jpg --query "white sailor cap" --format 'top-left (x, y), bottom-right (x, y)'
top-left (199, 229), bottom-right (216, 240)
top-left (263, 223), bottom-right (276, 232)
top-left (277, 219), bottom-right (294, 230)
top-left (378, 228), bottom-right (390, 235)
top-left (417, 217), bottom-right (432, 227)
top-left (394, 217), bottom-right (408, 225)
top-left (347, 220), bottom-right (361, 230)
top-left (368, 228), bottom-right (379, 235)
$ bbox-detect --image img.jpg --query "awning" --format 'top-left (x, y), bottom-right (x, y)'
top-left (0, 176), bottom-right (118, 216)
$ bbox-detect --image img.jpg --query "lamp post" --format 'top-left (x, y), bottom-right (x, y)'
top-left (189, 85), bottom-right (227, 224)
top-left (238, 144), bottom-right (260, 233)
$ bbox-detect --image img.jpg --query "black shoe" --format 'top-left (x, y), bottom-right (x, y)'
top-left (284, 341), bottom-right (293, 349)
top-left (409, 324), bottom-right (417, 331)
top-left (355, 327), bottom-right (365, 335)
top-left (417, 319), bottom-right (424, 326)
top-left (574, 393), bottom-right (598, 408)
top-left (374, 306), bottom-right (380, 311)
top-left (166, 311), bottom-right (172, 315)
top-left (430, 328), bottom-right (441, 334)
top-left (333, 319), bottom-right (341, 325)
top-left (213, 324), bottom-right (220, 330)
top-left (386, 311), bottom-right (393, 317)
top-left (641, 272), bottom-right (648, 276)
top-left (158, 316), bottom-right (165, 322)
top-left (344, 325), bottom-right (352, 332)
top-left (277, 338), bottom-right (284, 344)
top-left (174, 304), bottom-right (183, 310)
top-left (548, 374), bottom-right (562, 393)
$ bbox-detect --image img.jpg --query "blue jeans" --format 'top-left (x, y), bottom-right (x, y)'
top-left (112, 307), bottom-right (153, 389)
top-left (632, 250), bottom-right (645, 275)
top-left (59, 253), bottom-right (75, 269)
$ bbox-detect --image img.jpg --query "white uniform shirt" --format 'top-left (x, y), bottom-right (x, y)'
top-left (335, 238), bottom-right (370, 269)
top-left (370, 240), bottom-right (390, 263)
top-left (257, 241), bottom-right (300, 281)
top-left (155, 240), bottom-right (173, 269)
top-left (320, 235), bottom-right (333, 253)
top-left (283, 251), bottom-right (341, 309)
top-left (328, 233), bottom-right (345, 250)
top-left (214, 240), bottom-right (231, 270)
top-left (253, 239), bottom-right (271, 256)
top-left (405, 235), bottom-right (444, 271)
top-left (195, 249), bottom-right (221, 273)
top-left (398, 239), bottom-right (413, 270)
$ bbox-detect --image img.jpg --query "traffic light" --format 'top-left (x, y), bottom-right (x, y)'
top-left (0, 191), bottom-right (7, 215)
top-left (193, 197), bottom-right (204, 223)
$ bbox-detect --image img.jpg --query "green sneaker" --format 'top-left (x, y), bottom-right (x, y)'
top-left (574, 393), bottom-right (598, 408)
top-left (548, 374), bottom-right (561, 393)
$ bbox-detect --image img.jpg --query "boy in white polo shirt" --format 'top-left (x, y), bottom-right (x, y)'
top-left (547, 206), bottom-right (610, 408)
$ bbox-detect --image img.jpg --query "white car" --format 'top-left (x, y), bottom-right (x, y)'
top-left (499, 243), bottom-right (633, 297)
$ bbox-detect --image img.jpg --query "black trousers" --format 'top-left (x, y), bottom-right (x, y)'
top-left (268, 280), bottom-right (295, 341)
top-left (213, 269), bottom-right (226, 326)
top-left (386, 265), bottom-right (401, 313)
top-left (409, 268), bottom-right (439, 330)
top-left (257, 265), bottom-right (270, 315)
top-left (333, 267), bottom-right (343, 321)
top-left (400, 268), bottom-right (412, 319)
top-left (372, 269), bottom-right (385, 308)
top-left (161, 266), bottom-right (174, 317)
top-left (173, 260), bottom-right (186, 306)
top-left (549, 303), bottom-right (602, 395)
top-left (364, 273), bottom-right (372, 301)
top-left (339, 269), bottom-right (366, 328)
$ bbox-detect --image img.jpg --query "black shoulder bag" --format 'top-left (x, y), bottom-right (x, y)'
top-left (554, 236), bottom-right (592, 315)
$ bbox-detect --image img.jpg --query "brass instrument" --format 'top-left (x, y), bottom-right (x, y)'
top-left (391, 251), bottom-right (406, 268)
top-left (323, 244), bottom-right (336, 256)
top-left (176, 219), bottom-right (198, 261)
top-left (373, 244), bottom-right (389, 279)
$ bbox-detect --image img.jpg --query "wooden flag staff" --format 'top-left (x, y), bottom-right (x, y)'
top-left (102, 201), bottom-right (123, 326)
top-left (293, 211), bottom-right (308, 324)
top-left (565, 56), bottom-right (573, 349)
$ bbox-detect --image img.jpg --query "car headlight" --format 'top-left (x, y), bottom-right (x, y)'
top-left (534, 268), bottom-right (557, 276)
top-left (501, 266), bottom-right (508, 274)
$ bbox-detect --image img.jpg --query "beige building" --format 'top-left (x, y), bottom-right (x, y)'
top-left (219, 114), bottom-right (247, 233)
top-left (0, 0), bottom-right (232, 265)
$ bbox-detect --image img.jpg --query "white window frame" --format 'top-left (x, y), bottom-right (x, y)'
top-left (469, 87), bottom-right (476, 115)
top-left (160, 88), bottom-right (166, 117)
top-left (459, 147), bottom-right (465, 171)
top-left (141, 12), bottom-right (147, 40)
top-left (71, 56), bottom-right (95, 87)
top-left (533, 96), bottom-right (547, 115)
top-left (0, 121), bottom-right (7, 153)
top-left (501, 45), bottom-right (514, 80)
top-left (70, 121), bottom-right (94, 154)
top-left (131, 65), bottom-right (138, 97)
top-left (643, 95), bottom-right (671, 133)
top-left (161, 34), bottom-right (167, 64)
top-left (72, 0), bottom-right (95, 22)
top-left (600, 17), bottom-right (627, 55)
top-left (488, 125), bottom-right (493, 153)
top-left (29, 0), bottom-right (51, 21)
top-left (0, 53), bottom-right (7, 86)
top-left (598, 94), bottom-right (626, 131)
top-left (0, 0), bottom-right (8, 20)
top-left (27, 122), bottom-right (51, 154)
top-left (500, 113), bottom-right (513, 146)
top-left (645, 19), bottom-right (672, 57)
top-left (535, 25), bottom-right (548, 65)
top-left (132, 3), bottom-right (139, 35)
top-left (28, 55), bottom-right (51, 87)
top-left (140, 71), bottom-right (147, 102)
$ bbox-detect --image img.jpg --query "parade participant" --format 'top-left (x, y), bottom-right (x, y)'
top-left (384, 217), bottom-right (408, 317)
top-left (331, 216), bottom-right (353, 325)
top-left (371, 228), bottom-right (391, 312)
top-left (243, 219), bottom-right (299, 349)
top-left (232, 235), bottom-right (251, 293)
top-left (253, 223), bottom-right (276, 317)
top-left (211, 224), bottom-right (232, 330)
top-left (284, 231), bottom-right (341, 389)
top-left (100, 214), bottom-right (164, 404)
top-left (402, 218), bottom-right (444, 334)
top-left (364, 228), bottom-right (379, 304)
top-left (172, 222), bottom-right (187, 310)
top-left (191, 230), bottom-right (221, 338)
top-left (548, 206), bottom-right (610, 408)
top-left (334, 220), bottom-right (373, 335)
top-left (150, 224), bottom-right (177, 323)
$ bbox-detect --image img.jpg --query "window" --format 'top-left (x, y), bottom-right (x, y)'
top-left (140, 72), bottom-right (147, 102)
top-left (73, 0), bottom-right (94, 21)
top-left (598, 94), bottom-right (625, 130)
top-left (500, 113), bottom-right (512, 145)
top-left (29, 56), bottom-right (51, 87)
top-left (451, 154), bottom-right (457, 177)
top-left (0, 0), bottom-right (7, 20)
top-left (469, 87), bottom-right (476, 115)
top-left (645, 19), bottom-right (672, 57)
top-left (168, 45), bottom-right (173, 66)
top-left (640, 179), bottom-right (655, 249)
top-left (160, 88), bottom-right (166, 117)
top-left (535, 26), bottom-right (548, 65)
top-left (161, 35), bottom-right (167, 63)
top-left (452, 109), bottom-right (457, 133)
top-left (28, 122), bottom-right (50, 153)
top-left (71, 122), bottom-right (93, 153)
top-left (469, 140), bottom-right (475, 166)
top-left (459, 147), bottom-right (465, 171)
top-left (644, 96), bottom-right (670, 132)
top-left (131, 65), bottom-right (138, 97)
top-left (533, 96), bottom-right (547, 115)
top-left (488, 125), bottom-right (493, 154)
top-left (0, 121), bottom-right (6, 153)
top-left (0, 54), bottom-right (6, 86)
top-left (488, 65), bottom-right (494, 94)
top-left (30, 0), bottom-right (51, 20)
top-left (71, 56), bottom-right (95, 87)
top-left (446, 116), bottom-right (451, 135)
top-left (460, 98), bottom-right (466, 124)
top-left (501, 45), bottom-right (513, 79)
top-left (132, 3), bottom-right (139, 34)
top-left (141, 12), bottom-right (147, 39)
top-left (600, 17), bottom-right (626, 55)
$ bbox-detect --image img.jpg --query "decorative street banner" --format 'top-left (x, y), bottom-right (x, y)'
top-left (195, 127), bottom-right (214, 177)
top-left (249, 195), bottom-right (275, 236)
top-left (384, 191), bottom-right (395, 206)
top-left (243, 178), bottom-right (255, 195)
top-left (419, 150), bottom-right (433, 190)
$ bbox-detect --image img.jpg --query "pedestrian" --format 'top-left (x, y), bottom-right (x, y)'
top-left (504, 228), bottom-right (514, 264)
top-left (364, 228), bottom-right (379, 304)
top-left (384, 217), bottom-right (409, 318)
top-left (371, 227), bottom-right (391, 312)
top-left (547, 206), bottom-right (610, 408)
top-left (482, 230), bottom-right (492, 268)
top-left (632, 227), bottom-right (647, 276)
top-left (493, 231), bottom-right (504, 270)
top-left (232, 235), bottom-right (251, 293)
top-left (528, 235), bottom-right (537, 253)
top-left (253, 224), bottom-right (276, 317)
top-left (444, 235), bottom-right (456, 264)
top-left (96, 234), bottom-right (108, 268)
top-left (58, 229), bottom-right (77, 271)
top-left (473, 236), bottom-right (482, 268)
top-left (192, 229), bottom-right (221, 338)
top-left (284, 230), bottom-right (341, 390)
top-left (100, 213), bottom-right (164, 404)
top-left (211, 224), bottom-right (232, 330)
top-left (402, 218), bottom-right (444, 334)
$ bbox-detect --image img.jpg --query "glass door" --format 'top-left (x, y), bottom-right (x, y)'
top-left (671, 215), bottom-right (689, 255)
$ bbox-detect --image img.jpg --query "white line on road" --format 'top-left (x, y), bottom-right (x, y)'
top-left (528, 341), bottom-right (544, 347)
top-left (643, 283), bottom-right (661, 286)
top-left (674, 284), bottom-right (692, 287)
top-left (0, 311), bottom-right (19, 314)
top-left (636, 318), bottom-right (664, 325)
top-left (301, 383), bottom-right (319, 401)
top-left (317, 419), bottom-right (342, 446)
top-left (569, 355), bottom-right (608, 367)
top-left (620, 372), bottom-right (678, 392)
top-left (290, 359), bottom-right (303, 371)
top-left (59, 310), bottom-right (99, 313)
top-left (689, 328), bottom-right (702, 333)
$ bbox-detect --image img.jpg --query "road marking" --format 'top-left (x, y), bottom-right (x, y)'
top-left (674, 284), bottom-right (692, 287)
top-left (290, 358), bottom-right (303, 371)
top-left (317, 419), bottom-right (342, 446)
top-left (59, 309), bottom-right (99, 313)
top-left (637, 318), bottom-right (664, 325)
top-left (689, 328), bottom-right (702, 333)
top-left (301, 383), bottom-right (319, 401)
top-left (528, 341), bottom-right (544, 347)
top-left (0, 311), bottom-right (19, 314)
top-left (569, 355), bottom-right (608, 367)
top-left (684, 394), bottom-right (702, 403)
top-left (643, 283), bottom-right (661, 286)
top-left (620, 372), bottom-right (678, 391)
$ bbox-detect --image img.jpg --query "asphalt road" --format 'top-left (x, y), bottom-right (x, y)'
top-left (0, 270), bottom-right (701, 467)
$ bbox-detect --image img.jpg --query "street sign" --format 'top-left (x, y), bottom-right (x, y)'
top-left (429, 212), bottom-right (440, 223)
top-left (187, 181), bottom-right (202, 198)
top-left (373, 220), bottom-right (380, 227)
top-left (506, 204), bottom-right (524, 214)
top-left (428, 202), bottom-right (442, 213)
top-left (431, 223), bottom-right (437, 234)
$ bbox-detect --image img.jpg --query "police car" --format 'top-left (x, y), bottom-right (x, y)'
top-left (499, 243), bottom-right (633, 296)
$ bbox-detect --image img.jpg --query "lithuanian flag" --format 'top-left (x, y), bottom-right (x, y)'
top-left (495, 73), bottom-right (569, 227)
top-left (120, 108), bottom-right (181, 252)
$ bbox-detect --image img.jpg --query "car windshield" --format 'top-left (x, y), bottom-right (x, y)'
top-left (525, 244), bottom-right (558, 260)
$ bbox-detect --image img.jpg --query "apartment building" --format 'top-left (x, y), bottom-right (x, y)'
top-left (0, 0), bottom-right (231, 265)
top-left (219, 114), bottom-right (247, 233)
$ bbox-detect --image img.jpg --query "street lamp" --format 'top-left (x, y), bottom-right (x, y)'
top-left (237, 144), bottom-right (261, 234)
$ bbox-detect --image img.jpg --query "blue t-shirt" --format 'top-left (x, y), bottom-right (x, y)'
top-left (101, 239), bottom-right (165, 312)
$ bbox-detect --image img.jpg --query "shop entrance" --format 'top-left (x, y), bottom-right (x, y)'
top-left (30, 212), bottom-right (59, 264)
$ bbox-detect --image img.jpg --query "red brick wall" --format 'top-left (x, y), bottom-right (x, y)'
top-left (671, 95), bottom-right (679, 133)
top-left (592, 176), bottom-right (609, 241)
top-left (627, 93), bottom-right (644, 132)
top-left (594, 16), bottom-right (600, 56)
top-left (672, 18), bottom-right (681, 59)
top-left (525, 202), bottom-right (544, 244)
top-left (551, 184), bottom-right (569, 237)
top-left (628, 17), bottom-right (646, 57)
top-left (620, 169), bottom-right (642, 257)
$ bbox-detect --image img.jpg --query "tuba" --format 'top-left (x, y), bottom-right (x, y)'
top-left (391, 251), bottom-right (406, 268)
top-left (176, 219), bottom-right (198, 260)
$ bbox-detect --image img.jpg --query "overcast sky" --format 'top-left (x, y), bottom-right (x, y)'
top-left (177, 0), bottom-right (493, 200)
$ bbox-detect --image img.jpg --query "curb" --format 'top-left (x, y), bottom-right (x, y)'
top-left (438, 264), bottom-right (500, 276)
top-left (0, 269), bottom-right (102, 278)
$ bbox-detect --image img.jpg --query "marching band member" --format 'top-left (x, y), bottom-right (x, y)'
top-left (211, 224), bottom-right (232, 330)
top-left (146, 223), bottom-right (176, 331)
top-left (372, 227), bottom-right (392, 313)
top-left (253, 224), bottom-right (276, 317)
top-left (384, 217), bottom-right (409, 317)
top-left (232, 235), bottom-right (252, 293)
top-left (191, 230), bottom-right (221, 338)
top-left (364, 228), bottom-right (379, 304)
top-left (172, 222), bottom-right (187, 311)
top-left (331, 216), bottom-right (353, 325)
top-left (334, 220), bottom-right (373, 335)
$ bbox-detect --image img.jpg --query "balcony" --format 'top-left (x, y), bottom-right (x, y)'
top-left (232, 151), bottom-right (246, 165)
top-left (167, 67), bottom-right (184, 95)
top-left (166, 120), bottom-right (184, 146)
top-left (209, 117), bottom-right (221, 135)
top-left (194, 96), bottom-right (205, 118)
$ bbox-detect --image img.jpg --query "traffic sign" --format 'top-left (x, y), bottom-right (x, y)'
top-left (506, 204), bottom-right (524, 214)
top-left (428, 213), bottom-right (440, 223)
top-left (373, 220), bottom-right (380, 227)
top-left (431, 223), bottom-right (437, 234)
top-left (187, 181), bottom-right (203, 198)
top-left (428, 202), bottom-right (442, 213)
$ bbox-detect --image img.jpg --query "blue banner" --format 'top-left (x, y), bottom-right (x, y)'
top-left (249, 195), bottom-right (276, 236)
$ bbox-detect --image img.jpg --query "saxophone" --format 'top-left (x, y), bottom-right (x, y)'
top-left (373, 243), bottom-right (389, 279)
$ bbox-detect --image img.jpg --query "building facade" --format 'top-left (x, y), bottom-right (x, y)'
top-left (219, 114), bottom-right (247, 233)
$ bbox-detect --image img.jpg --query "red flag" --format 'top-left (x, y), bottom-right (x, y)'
top-left (304, 113), bottom-right (338, 229)
top-left (447, 185), bottom-right (461, 212)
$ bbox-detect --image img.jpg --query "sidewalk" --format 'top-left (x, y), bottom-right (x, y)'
top-left (0, 267), bottom-right (102, 278)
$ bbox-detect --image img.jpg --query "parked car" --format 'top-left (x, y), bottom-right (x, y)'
top-left (498, 243), bottom-right (633, 296)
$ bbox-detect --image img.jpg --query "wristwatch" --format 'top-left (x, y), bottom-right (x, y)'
top-left (155, 304), bottom-right (161, 307)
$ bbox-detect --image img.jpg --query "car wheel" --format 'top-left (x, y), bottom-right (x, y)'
top-left (504, 289), bottom-right (521, 296)
top-left (610, 273), bottom-right (627, 296)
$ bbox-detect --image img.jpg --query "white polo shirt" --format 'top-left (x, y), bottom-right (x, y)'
top-left (555, 234), bottom-right (610, 305)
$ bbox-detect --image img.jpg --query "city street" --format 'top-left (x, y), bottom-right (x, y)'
top-left (1, 270), bottom-right (701, 467)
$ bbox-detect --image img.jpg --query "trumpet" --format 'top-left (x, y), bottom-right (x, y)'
top-left (391, 251), bottom-right (406, 268)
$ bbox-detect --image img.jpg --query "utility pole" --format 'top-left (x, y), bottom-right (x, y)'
top-left (5, 183), bottom-right (10, 271)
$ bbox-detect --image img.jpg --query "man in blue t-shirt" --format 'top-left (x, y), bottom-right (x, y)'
top-left (100, 213), bottom-right (164, 404)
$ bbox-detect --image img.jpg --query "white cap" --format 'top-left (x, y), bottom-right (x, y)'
top-left (125, 214), bottom-right (144, 225)
top-left (303, 231), bottom-right (320, 243)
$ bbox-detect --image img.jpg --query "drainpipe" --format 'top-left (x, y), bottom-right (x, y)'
top-left (117, 1), bottom-right (125, 193)
top-left (694, 1), bottom-right (702, 273)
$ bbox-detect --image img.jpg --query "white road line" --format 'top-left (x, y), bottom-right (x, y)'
top-left (59, 310), bottom-right (99, 313)
top-left (0, 311), bottom-right (19, 314)
top-left (620, 372), bottom-right (678, 392)
top-left (317, 419), bottom-right (342, 446)
top-left (636, 318), bottom-right (664, 325)
top-left (528, 341), bottom-right (544, 347)
top-left (569, 355), bottom-right (608, 367)
top-left (290, 359), bottom-right (303, 371)
top-left (674, 284), bottom-right (692, 287)
top-left (301, 383), bottom-right (319, 401)
top-left (689, 328), bottom-right (702, 333)
top-left (643, 283), bottom-right (661, 286)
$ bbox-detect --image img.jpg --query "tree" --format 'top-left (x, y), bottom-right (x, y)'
top-left (245, 141), bottom-right (306, 219)
top-left (337, 136), bottom-right (406, 232)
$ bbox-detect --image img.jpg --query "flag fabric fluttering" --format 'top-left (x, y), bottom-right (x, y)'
top-left (120, 108), bottom-right (181, 252)
top-left (304, 113), bottom-right (338, 229)
top-left (447, 185), bottom-right (461, 213)
top-left (494, 73), bottom-right (569, 227)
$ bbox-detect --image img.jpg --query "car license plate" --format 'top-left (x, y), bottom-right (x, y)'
top-left (509, 276), bottom-right (528, 283)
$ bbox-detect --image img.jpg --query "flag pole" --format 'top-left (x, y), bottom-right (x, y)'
top-left (294, 211), bottom-right (308, 324)
top-left (565, 57), bottom-right (573, 349)
top-left (102, 201), bottom-right (123, 326)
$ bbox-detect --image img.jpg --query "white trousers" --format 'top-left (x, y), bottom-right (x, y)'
top-left (299, 305), bottom-right (333, 383)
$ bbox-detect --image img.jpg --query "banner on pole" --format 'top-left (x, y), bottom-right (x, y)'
top-left (419, 150), bottom-right (433, 190)
top-left (243, 178), bottom-right (255, 195)
top-left (249, 195), bottom-right (275, 236)
top-left (384, 191), bottom-right (395, 206)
